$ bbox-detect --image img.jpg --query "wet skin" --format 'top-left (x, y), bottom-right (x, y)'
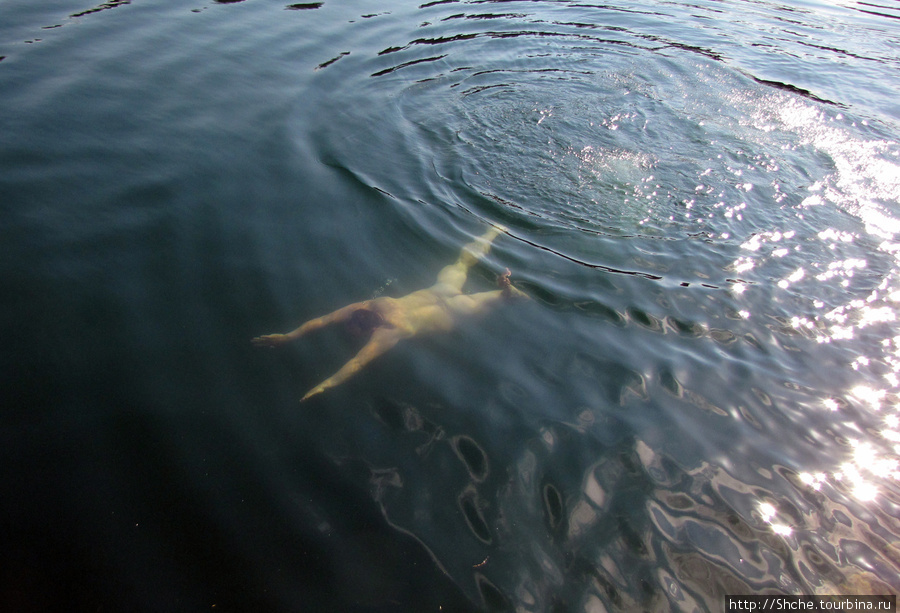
top-left (252, 225), bottom-right (527, 401)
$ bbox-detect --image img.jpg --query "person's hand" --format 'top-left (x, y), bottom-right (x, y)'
top-left (497, 267), bottom-right (511, 290)
top-left (251, 333), bottom-right (288, 347)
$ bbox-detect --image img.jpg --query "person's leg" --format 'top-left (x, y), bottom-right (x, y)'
top-left (252, 300), bottom-right (371, 346)
top-left (300, 327), bottom-right (404, 401)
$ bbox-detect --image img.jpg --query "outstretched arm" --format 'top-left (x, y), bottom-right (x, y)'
top-left (252, 300), bottom-right (372, 347)
top-left (434, 224), bottom-right (507, 292)
top-left (301, 327), bottom-right (405, 401)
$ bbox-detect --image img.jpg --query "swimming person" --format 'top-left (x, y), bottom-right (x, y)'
top-left (252, 225), bottom-right (528, 401)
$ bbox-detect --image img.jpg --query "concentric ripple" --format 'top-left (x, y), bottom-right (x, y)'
top-left (300, 0), bottom-right (900, 608)
top-left (4, 0), bottom-right (900, 610)
top-left (309, 0), bottom-right (893, 292)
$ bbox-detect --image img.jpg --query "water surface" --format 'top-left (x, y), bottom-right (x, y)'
top-left (3, 0), bottom-right (900, 610)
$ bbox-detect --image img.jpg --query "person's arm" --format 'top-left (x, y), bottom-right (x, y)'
top-left (445, 272), bottom-right (529, 316)
top-left (434, 225), bottom-right (505, 292)
top-left (300, 327), bottom-right (405, 401)
top-left (251, 300), bottom-right (371, 347)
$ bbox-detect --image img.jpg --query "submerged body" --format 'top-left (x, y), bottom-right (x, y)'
top-left (252, 225), bottom-right (527, 401)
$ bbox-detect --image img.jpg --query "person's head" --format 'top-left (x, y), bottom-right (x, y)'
top-left (346, 308), bottom-right (384, 338)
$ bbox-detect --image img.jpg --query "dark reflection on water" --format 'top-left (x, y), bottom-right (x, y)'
top-left (2, 0), bottom-right (900, 611)
top-left (287, 3), bottom-right (325, 10)
top-left (71, 1), bottom-right (131, 19)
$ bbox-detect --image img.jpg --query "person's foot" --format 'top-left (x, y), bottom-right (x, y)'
top-left (252, 333), bottom-right (289, 347)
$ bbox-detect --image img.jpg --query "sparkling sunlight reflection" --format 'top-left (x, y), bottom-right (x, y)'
top-left (731, 95), bottom-right (900, 522)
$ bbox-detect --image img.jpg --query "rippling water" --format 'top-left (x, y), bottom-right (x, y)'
top-left (3, 0), bottom-right (900, 611)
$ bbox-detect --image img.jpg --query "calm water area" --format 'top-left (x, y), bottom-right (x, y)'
top-left (3, 0), bottom-right (900, 611)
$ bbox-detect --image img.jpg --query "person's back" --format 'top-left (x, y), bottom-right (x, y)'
top-left (369, 293), bottom-right (455, 336)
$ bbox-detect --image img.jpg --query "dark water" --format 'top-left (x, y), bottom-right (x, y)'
top-left (3, 0), bottom-right (900, 610)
